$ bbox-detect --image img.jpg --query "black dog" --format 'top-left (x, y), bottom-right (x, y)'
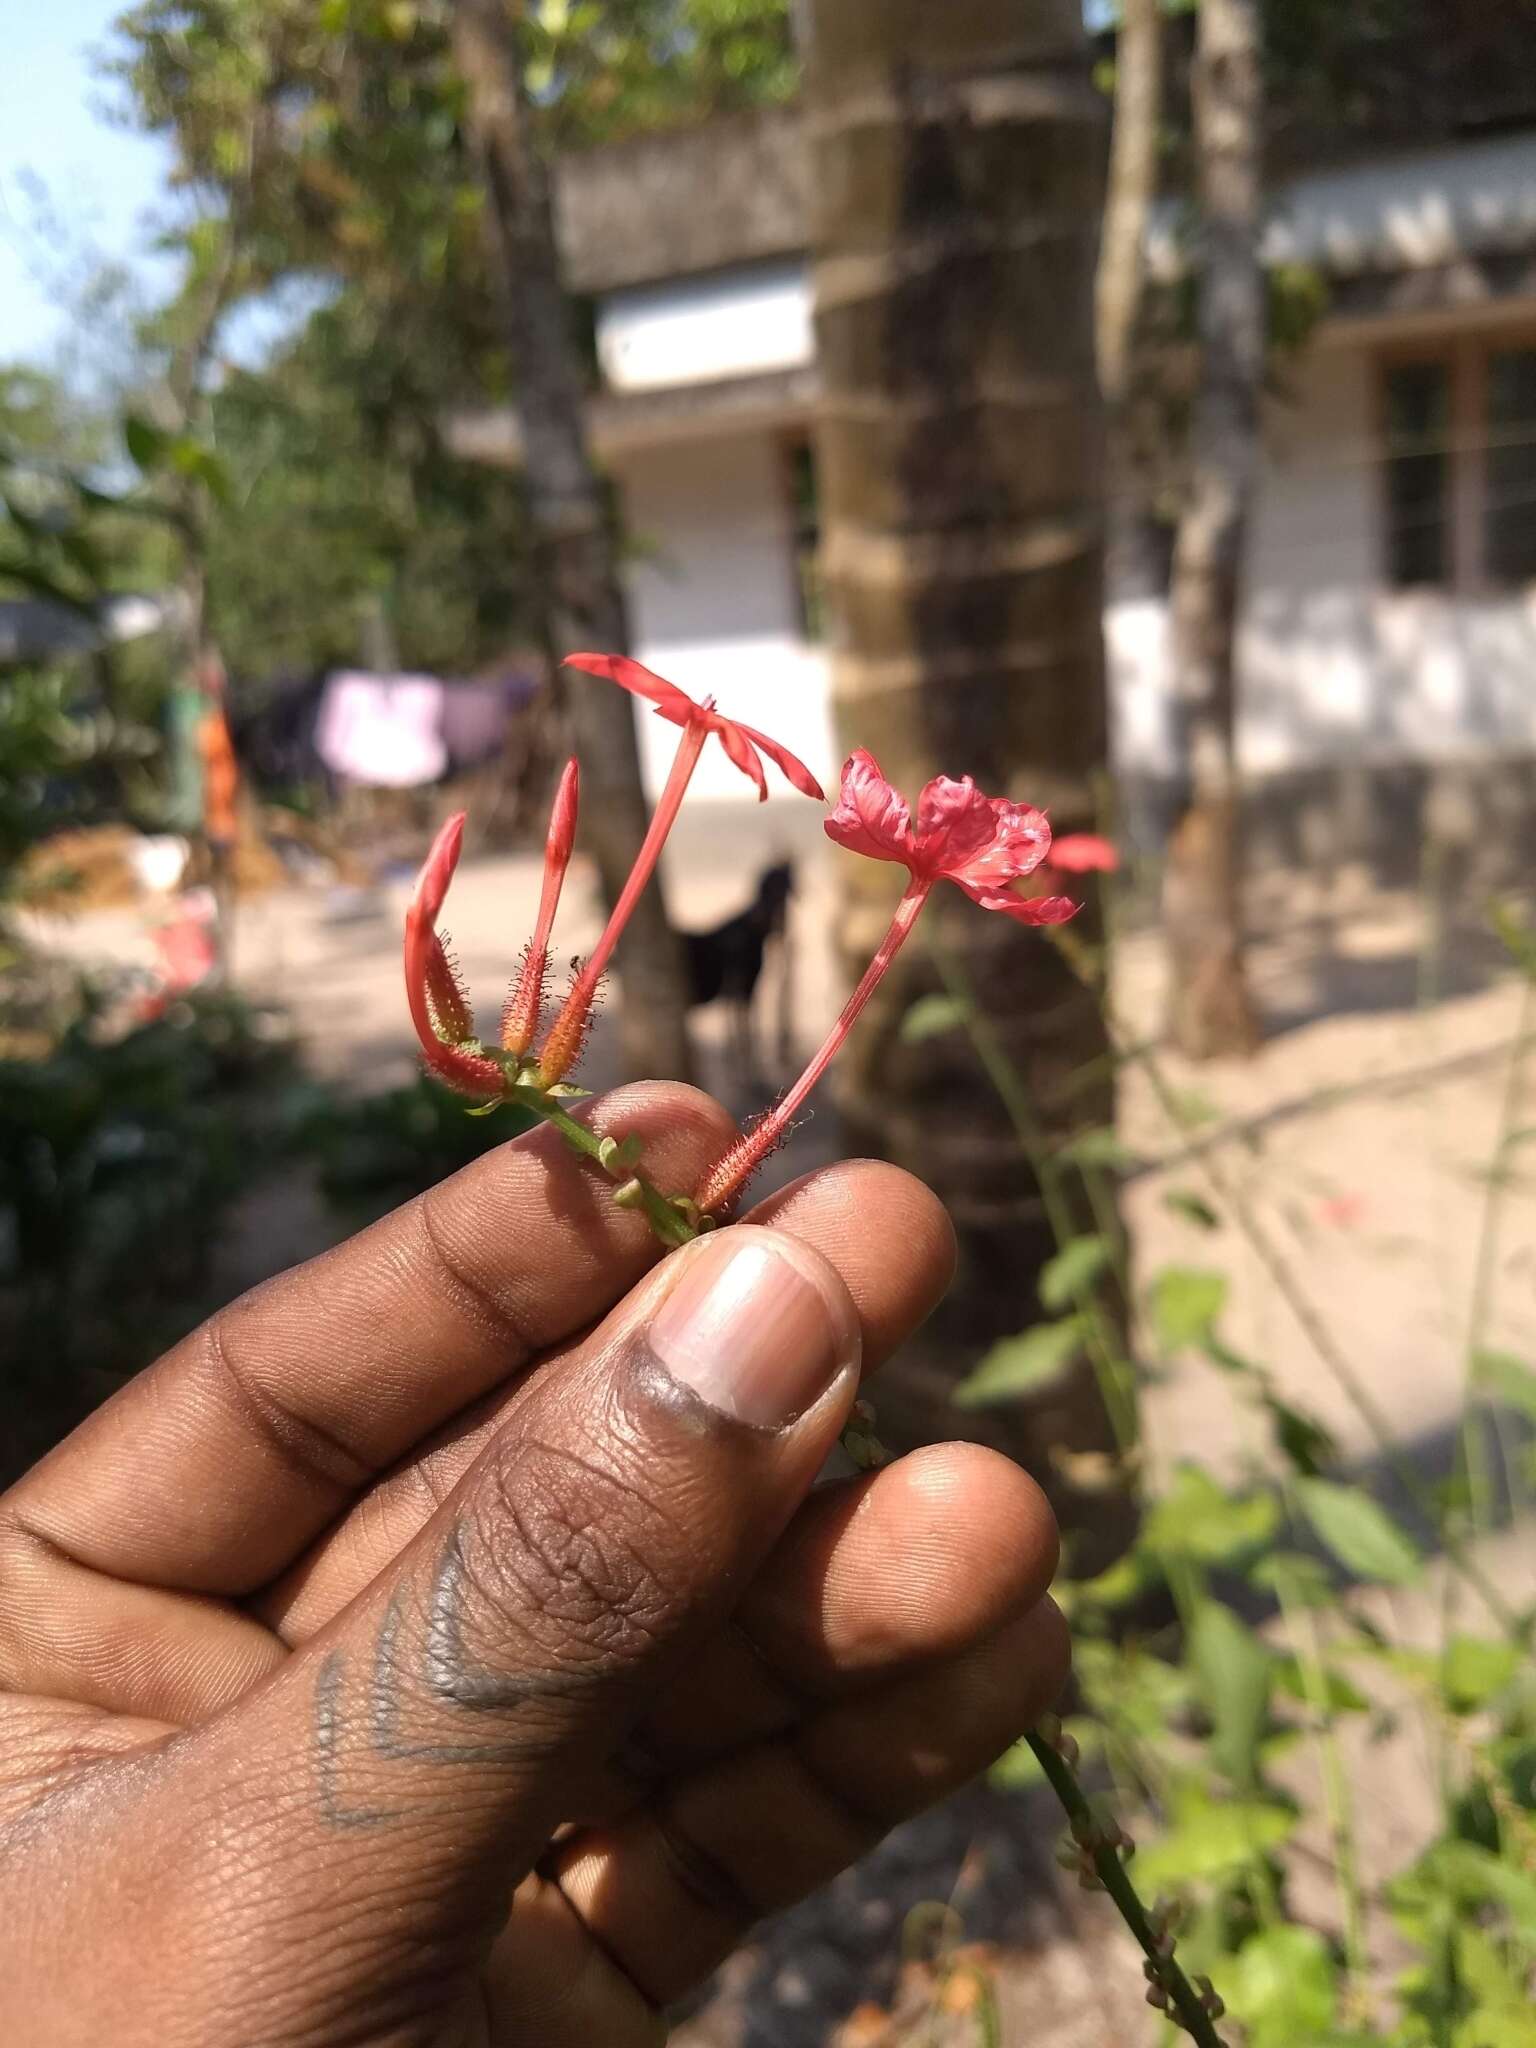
top-left (683, 862), bottom-right (794, 1081)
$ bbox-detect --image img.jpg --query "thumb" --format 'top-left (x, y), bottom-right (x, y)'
top-left (183, 1226), bottom-right (859, 2022)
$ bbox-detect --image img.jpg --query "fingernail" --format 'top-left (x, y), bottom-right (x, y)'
top-left (648, 1226), bottom-right (858, 1427)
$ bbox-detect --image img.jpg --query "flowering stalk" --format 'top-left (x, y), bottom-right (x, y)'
top-left (1030, 1726), bottom-right (1227, 2045)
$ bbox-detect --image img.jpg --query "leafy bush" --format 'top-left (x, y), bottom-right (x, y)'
top-left (947, 910), bottom-right (1536, 2046)
top-left (0, 976), bottom-right (303, 1482)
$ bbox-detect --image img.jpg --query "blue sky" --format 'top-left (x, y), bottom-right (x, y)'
top-left (0, 0), bottom-right (176, 370)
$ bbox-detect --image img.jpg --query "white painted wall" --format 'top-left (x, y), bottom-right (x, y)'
top-left (1109, 341), bottom-right (1536, 779)
top-left (612, 333), bottom-right (1536, 803)
top-left (597, 261), bottom-right (813, 394)
top-left (616, 430), bottom-right (834, 803)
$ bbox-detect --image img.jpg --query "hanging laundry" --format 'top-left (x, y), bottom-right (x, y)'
top-left (440, 680), bottom-right (511, 772)
top-left (315, 672), bottom-right (448, 788)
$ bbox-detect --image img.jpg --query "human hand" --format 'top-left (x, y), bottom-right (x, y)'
top-left (0, 1083), bottom-right (1067, 2046)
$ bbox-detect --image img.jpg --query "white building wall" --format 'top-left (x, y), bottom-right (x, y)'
top-left (1109, 340), bottom-right (1536, 781)
top-left (613, 330), bottom-right (1536, 803)
top-left (616, 430), bottom-right (835, 803)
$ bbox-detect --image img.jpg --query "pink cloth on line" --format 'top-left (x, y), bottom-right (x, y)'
top-left (315, 672), bottom-right (447, 788)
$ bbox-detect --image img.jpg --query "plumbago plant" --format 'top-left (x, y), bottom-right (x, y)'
top-left (404, 654), bottom-right (1228, 2044)
top-left (935, 881), bottom-right (1536, 2046)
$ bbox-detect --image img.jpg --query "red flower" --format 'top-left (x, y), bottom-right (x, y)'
top-left (825, 749), bottom-right (1078, 926)
top-left (564, 652), bottom-right (824, 803)
top-left (695, 750), bottom-right (1076, 1214)
top-left (1045, 832), bottom-right (1119, 876)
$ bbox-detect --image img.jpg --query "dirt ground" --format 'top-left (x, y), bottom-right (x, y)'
top-left (21, 803), bottom-right (1536, 2044)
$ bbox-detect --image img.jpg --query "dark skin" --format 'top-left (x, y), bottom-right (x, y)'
top-left (0, 1083), bottom-right (1067, 2046)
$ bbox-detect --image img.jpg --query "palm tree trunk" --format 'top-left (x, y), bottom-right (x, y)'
top-left (1163, 0), bottom-right (1263, 1060)
top-left (450, 0), bottom-right (693, 1082)
top-left (803, 0), bottom-right (1132, 1567)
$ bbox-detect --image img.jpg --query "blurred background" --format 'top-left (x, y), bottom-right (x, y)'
top-left (6, 3), bottom-right (1536, 2043)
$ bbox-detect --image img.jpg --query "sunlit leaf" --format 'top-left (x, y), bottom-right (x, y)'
top-left (1438, 1635), bottom-right (1521, 1714)
top-left (1147, 1266), bottom-right (1227, 1352)
top-left (1474, 1349), bottom-right (1536, 1422)
top-left (1145, 1463), bottom-right (1280, 1565)
top-left (1295, 1478), bottom-right (1421, 1586)
top-left (1223, 1925), bottom-right (1338, 2048)
top-left (953, 1318), bottom-right (1084, 1408)
top-left (899, 992), bottom-right (967, 1043)
top-left (1134, 1790), bottom-right (1296, 1889)
top-left (1039, 1234), bottom-right (1111, 1312)
top-left (1189, 1602), bottom-right (1273, 1789)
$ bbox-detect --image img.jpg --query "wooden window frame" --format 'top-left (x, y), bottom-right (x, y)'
top-left (1377, 327), bottom-right (1536, 596)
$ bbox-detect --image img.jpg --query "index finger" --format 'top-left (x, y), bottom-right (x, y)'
top-left (2, 1083), bottom-right (738, 1596)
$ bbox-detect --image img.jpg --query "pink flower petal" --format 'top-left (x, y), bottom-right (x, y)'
top-left (715, 714), bottom-right (769, 800)
top-left (824, 749), bottom-right (916, 865)
top-left (914, 773), bottom-right (996, 874)
top-left (1047, 832), bottom-right (1119, 875)
top-left (945, 798), bottom-right (1052, 890)
top-left (564, 651), bottom-right (692, 723)
top-left (957, 880), bottom-right (1080, 925)
top-left (736, 719), bottom-right (825, 801)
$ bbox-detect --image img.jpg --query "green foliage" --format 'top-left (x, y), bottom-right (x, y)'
top-left (899, 992), bottom-right (967, 1044)
top-left (1189, 1602), bottom-right (1274, 1789)
top-left (305, 1075), bottom-right (534, 1216)
top-left (1039, 1234), bottom-right (1112, 1312)
top-left (1295, 1476), bottom-right (1422, 1586)
top-left (953, 1317), bottom-right (1085, 1407)
top-left (1223, 1925), bottom-right (1340, 2047)
top-left (0, 975), bottom-right (303, 1482)
top-left (1147, 1265), bottom-right (1228, 1352)
top-left (1145, 1462), bottom-right (1281, 1566)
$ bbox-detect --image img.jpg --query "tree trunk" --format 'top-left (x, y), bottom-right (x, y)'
top-left (803, 0), bottom-right (1133, 1569)
top-left (450, 0), bottom-right (693, 1082)
top-left (1097, 0), bottom-right (1163, 601)
top-left (1163, 0), bottom-right (1263, 1060)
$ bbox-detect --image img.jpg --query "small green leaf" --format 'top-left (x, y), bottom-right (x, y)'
top-left (1164, 1188), bottom-right (1221, 1230)
top-left (1145, 1463), bottom-right (1280, 1565)
top-left (1263, 1395), bottom-right (1337, 1477)
top-left (123, 412), bottom-right (171, 470)
top-left (1249, 1549), bottom-right (1336, 1608)
top-left (1147, 1266), bottom-right (1227, 1352)
top-left (1189, 1602), bottom-right (1273, 1790)
top-left (1271, 1656), bottom-right (1370, 1714)
top-left (1474, 1349), bottom-right (1536, 1422)
top-left (1134, 1790), bottom-right (1296, 1889)
top-left (1296, 1478), bottom-right (1422, 1586)
top-left (953, 1318), bottom-right (1084, 1408)
top-left (1439, 1635), bottom-right (1520, 1714)
top-left (1039, 1235), bottom-right (1111, 1312)
top-left (1223, 1926), bottom-right (1338, 2047)
top-left (1057, 1126), bottom-right (1138, 1173)
top-left (899, 993), bottom-right (967, 1043)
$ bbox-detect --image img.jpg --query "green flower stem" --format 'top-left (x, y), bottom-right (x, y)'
top-left (1026, 1732), bottom-right (1226, 2046)
top-left (509, 1086), bottom-right (699, 1249)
